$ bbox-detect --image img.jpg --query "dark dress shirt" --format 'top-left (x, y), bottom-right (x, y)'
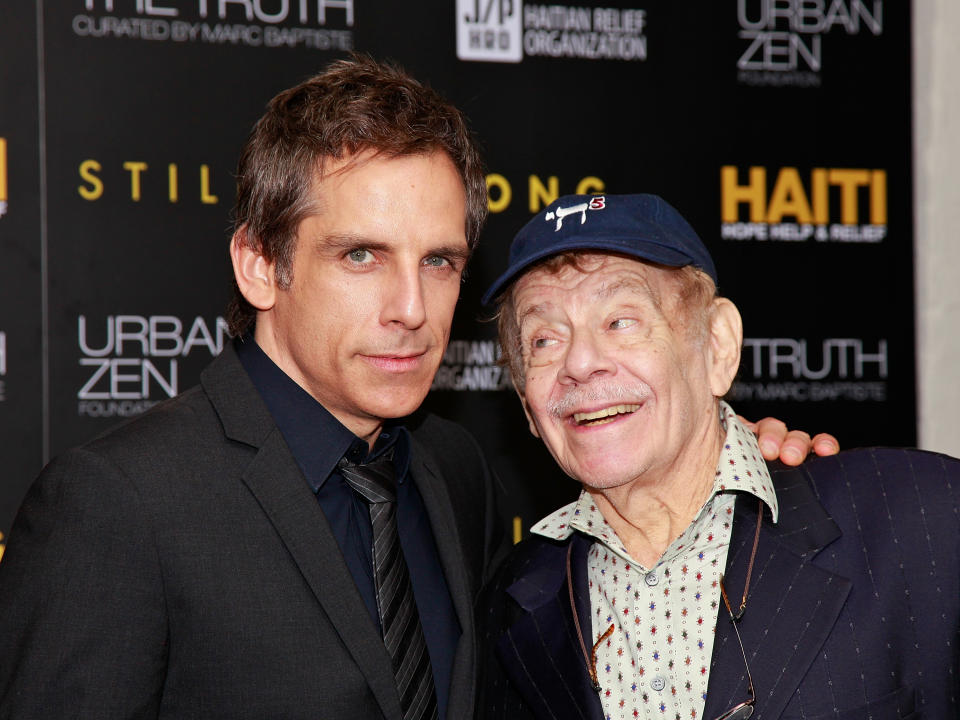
top-left (236, 337), bottom-right (460, 718)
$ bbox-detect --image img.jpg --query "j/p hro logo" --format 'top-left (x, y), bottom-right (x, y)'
top-left (456, 1), bottom-right (648, 63)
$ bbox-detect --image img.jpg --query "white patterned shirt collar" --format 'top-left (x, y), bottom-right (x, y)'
top-left (531, 401), bottom-right (778, 549)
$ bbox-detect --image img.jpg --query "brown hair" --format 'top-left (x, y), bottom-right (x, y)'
top-left (495, 253), bottom-right (717, 391)
top-left (227, 54), bottom-right (487, 336)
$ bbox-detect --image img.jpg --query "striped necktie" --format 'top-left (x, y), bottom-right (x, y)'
top-left (339, 450), bottom-right (439, 720)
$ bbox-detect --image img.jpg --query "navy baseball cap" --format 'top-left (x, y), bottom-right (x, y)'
top-left (481, 193), bottom-right (717, 305)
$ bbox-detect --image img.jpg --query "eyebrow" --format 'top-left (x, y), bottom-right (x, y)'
top-left (594, 275), bottom-right (655, 301)
top-left (516, 302), bottom-right (550, 329)
top-left (315, 234), bottom-right (387, 254)
top-left (316, 235), bottom-right (471, 263)
top-left (515, 274), bottom-right (659, 329)
top-left (429, 244), bottom-right (472, 264)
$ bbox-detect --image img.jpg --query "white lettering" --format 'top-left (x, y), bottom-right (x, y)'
top-left (77, 399), bottom-right (162, 417)
top-left (737, 0), bottom-right (882, 34)
top-left (729, 380), bottom-right (886, 402)
top-left (79, 315), bottom-right (226, 358)
top-left (116, 315), bottom-right (149, 355)
top-left (741, 338), bottom-right (888, 380)
top-left (443, 340), bottom-right (499, 365)
top-left (150, 316), bottom-right (184, 356)
top-left (737, 30), bottom-right (821, 71)
top-left (431, 365), bottom-right (512, 391)
top-left (78, 315), bottom-right (114, 357)
top-left (78, 358), bottom-right (178, 400)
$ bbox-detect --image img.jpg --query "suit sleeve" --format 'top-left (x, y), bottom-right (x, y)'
top-left (0, 448), bottom-right (168, 719)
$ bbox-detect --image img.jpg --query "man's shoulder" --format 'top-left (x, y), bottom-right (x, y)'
top-left (82, 382), bottom-right (219, 456)
top-left (771, 446), bottom-right (960, 489)
top-left (48, 348), bottom-right (261, 488)
top-left (406, 412), bottom-right (490, 474)
top-left (83, 344), bottom-right (260, 449)
top-left (41, 385), bottom-right (219, 487)
top-left (769, 447), bottom-right (960, 543)
top-left (489, 532), bottom-right (571, 593)
top-left (408, 411), bottom-right (480, 449)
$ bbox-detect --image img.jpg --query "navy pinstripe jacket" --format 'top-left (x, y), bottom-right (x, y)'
top-left (479, 448), bottom-right (960, 719)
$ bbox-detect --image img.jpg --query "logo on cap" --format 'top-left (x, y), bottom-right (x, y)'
top-left (544, 195), bottom-right (606, 231)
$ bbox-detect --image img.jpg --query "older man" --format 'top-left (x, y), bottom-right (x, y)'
top-left (478, 194), bottom-right (960, 719)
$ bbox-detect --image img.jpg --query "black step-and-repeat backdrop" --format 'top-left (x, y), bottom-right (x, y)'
top-left (0, 1), bottom-right (911, 547)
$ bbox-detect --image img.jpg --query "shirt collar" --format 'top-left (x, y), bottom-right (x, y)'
top-left (532, 400), bottom-right (778, 543)
top-left (713, 400), bottom-right (778, 520)
top-left (234, 335), bottom-right (410, 492)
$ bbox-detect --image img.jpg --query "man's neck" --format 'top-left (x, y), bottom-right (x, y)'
top-left (251, 326), bottom-right (384, 450)
top-left (589, 413), bottom-right (725, 568)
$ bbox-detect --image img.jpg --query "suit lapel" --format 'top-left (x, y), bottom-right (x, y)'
top-left (407, 440), bottom-right (476, 715)
top-left (202, 347), bottom-right (402, 720)
top-left (497, 534), bottom-right (604, 720)
top-left (408, 440), bottom-right (473, 647)
top-left (704, 470), bottom-right (851, 719)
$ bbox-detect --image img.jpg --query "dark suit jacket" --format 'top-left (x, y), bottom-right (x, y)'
top-left (0, 345), bottom-right (503, 719)
top-left (479, 448), bottom-right (960, 719)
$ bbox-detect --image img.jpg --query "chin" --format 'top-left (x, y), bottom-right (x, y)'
top-left (579, 474), bottom-right (636, 492)
top-left (370, 388), bottom-right (430, 420)
top-left (569, 458), bottom-right (650, 491)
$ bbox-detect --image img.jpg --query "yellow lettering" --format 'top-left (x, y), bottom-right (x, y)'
top-left (486, 173), bottom-right (511, 213)
top-left (828, 169), bottom-right (870, 224)
top-left (123, 161), bottom-right (148, 202)
top-left (575, 176), bottom-right (605, 195)
top-left (78, 159), bottom-right (104, 201)
top-left (200, 164), bottom-right (218, 205)
top-left (512, 516), bottom-right (522, 545)
top-left (767, 167), bottom-right (813, 223)
top-left (721, 166), bottom-right (766, 223)
top-left (168, 163), bottom-right (178, 203)
top-left (811, 168), bottom-right (828, 224)
top-left (870, 169), bottom-right (887, 225)
top-left (529, 175), bottom-right (559, 213)
top-left (0, 138), bottom-right (6, 202)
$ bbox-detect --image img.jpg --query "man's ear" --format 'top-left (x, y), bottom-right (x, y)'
top-left (706, 297), bottom-right (743, 397)
top-left (230, 226), bottom-right (277, 312)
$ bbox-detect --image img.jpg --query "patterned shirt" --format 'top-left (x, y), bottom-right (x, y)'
top-left (531, 402), bottom-right (778, 720)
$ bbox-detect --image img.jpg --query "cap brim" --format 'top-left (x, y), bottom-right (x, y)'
top-left (480, 238), bottom-right (696, 306)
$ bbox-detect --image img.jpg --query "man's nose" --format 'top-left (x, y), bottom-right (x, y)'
top-left (559, 328), bottom-right (616, 384)
top-left (380, 265), bottom-right (427, 329)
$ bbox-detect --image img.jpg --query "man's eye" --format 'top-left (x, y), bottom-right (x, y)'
top-left (347, 249), bottom-right (374, 264)
top-left (609, 318), bottom-right (636, 330)
top-left (424, 255), bottom-right (450, 268)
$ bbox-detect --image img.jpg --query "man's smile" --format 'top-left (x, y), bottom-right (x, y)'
top-left (572, 403), bottom-right (641, 426)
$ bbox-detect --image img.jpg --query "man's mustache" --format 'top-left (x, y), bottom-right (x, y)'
top-left (547, 383), bottom-right (651, 418)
